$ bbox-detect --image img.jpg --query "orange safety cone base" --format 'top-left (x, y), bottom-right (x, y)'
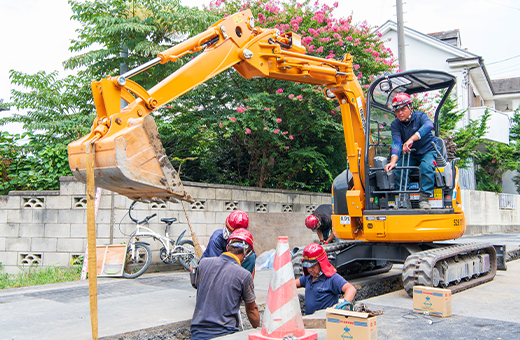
top-left (248, 329), bottom-right (317, 340)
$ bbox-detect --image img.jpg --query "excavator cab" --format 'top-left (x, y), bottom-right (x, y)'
top-left (364, 70), bottom-right (457, 211)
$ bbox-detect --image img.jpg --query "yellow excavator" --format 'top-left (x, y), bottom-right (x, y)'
top-left (68, 9), bottom-right (502, 295)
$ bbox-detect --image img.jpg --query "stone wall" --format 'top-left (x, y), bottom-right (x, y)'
top-left (0, 177), bottom-right (327, 274)
top-left (2, 177), bottom-right (520, 274)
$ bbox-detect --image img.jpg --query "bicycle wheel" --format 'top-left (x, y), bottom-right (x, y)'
top-left (123, 243), bottom-right (152, 278)
top-left (177, 239), bottom-right (198, 271)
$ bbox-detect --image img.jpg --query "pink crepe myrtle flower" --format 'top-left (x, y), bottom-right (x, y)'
top-left (282, 131), bottom-right (288, 135)
top-left (316, 46), bottom-right (324, 53)
top-left (274, 129), bottom-right (280, 134)
top-left (357, 72), bottom-right (363, 79)
top-left (236, 107), bottom-right (246, 113)
top-left (289, 135), bottom-right (294, 140)
top-left (165, 105), bottom-right (172, 109)
top-left (288, 94), bottom-right (295, 99)
top-left (219, 123), bottom-right (223, 128)
top-left (276, 88), bottom-right (283, 94)
top-left (285, 146), bottom-right (290, 150)
top-left (384, 114), bottom-right (388, 119)
top-left (245, 128), bottom-right (251, 134)
top-left (229, 117), bottom-right (236, 122)
top-left (264, 127), bottom-right (268, 130)
top-left (276, 118), bottom-right (282, 123)
top-left (296, 95), bottom-right (303, 101)
top-left (353, 64), bottom-right (360, 70)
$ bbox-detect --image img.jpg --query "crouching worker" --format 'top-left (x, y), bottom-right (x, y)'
top-left (200, 209), bottom-right (257, 277)
top-left (305, 204), bottom-right (336, 244)
top-left (190, 229), bottom-right (260, 340)
top-left (295, 243), bottom-right (356, 315)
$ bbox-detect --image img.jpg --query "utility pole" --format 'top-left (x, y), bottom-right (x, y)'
top-left (396, 0), bottom-right (407, 71)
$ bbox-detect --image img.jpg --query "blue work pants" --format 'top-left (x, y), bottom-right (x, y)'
top-left (394, 150), bottom-right (436, 195)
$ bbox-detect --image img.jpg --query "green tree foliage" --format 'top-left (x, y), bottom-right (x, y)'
top-left (3, 0), bottom-right (393, 193)
top-left (508, 107), bottom-right (520, 193)
top-left (474, 141), bottom-right (518, 193)
top-left (0, 131), bottom-right (71, 194)
top-left (161, 0), bottom-right (394, 190)
top-left (430, 90), bottom-right (489, 168)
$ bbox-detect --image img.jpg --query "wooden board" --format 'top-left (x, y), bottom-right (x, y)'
top-left (94, 244), bottom-right (127, 277)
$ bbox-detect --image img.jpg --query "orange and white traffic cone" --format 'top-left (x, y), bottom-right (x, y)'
top-left (249, 236), bottom-right (317, 340)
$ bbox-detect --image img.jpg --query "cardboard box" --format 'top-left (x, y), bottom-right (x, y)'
top-left (326, 308), bottom-right (377, 340)
top-left (413, 286), bottom-right (452, 317)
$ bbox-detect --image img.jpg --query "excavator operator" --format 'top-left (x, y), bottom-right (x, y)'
top-left (384, 93), bottom-right (438, 209)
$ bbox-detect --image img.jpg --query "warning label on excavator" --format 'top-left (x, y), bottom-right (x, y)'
top-left (434, 188), bottom-right (442, 198)
top-left (340, 216), bottom-right (351, 224)
top-left (233, 14), bottom-right (244, 24)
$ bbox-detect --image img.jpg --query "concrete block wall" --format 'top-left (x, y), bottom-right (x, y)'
top-left (2, 177), bottom-right (520, 274)
top-left (0, 177), bottom-right (330, 274)
top-left (461, 190), bottom-right (520, 235)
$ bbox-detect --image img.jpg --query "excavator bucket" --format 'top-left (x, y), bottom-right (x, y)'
top-left (68, 115), bottom-right (194, 203)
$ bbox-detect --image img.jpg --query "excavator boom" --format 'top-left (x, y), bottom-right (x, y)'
top-left (68, 9), bottom-right (367, 203)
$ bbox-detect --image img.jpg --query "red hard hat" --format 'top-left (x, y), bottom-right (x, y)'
top-left (226, 210), bottom-right (249, 231)
top-left (305, 215), bottom-right (319, 230)
top-left (392, 93), bottom-right (412, 111)
top-left (302, 243), bottom-right (336, 277)
top-left (227, 228), bottom-right (254, 251)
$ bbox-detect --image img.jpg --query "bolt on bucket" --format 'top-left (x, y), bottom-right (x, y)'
top-left (68, 114), bottom-right (193, 203)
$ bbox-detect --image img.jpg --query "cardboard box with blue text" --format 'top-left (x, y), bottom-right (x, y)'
top-left (413, 286), bottom-right (452, 317)
top-left (326, 308), bottom-right (377, 340)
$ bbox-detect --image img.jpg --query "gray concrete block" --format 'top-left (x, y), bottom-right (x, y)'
top-left (239, 201), bottom-right (255, 213)
top-left (97, 193), bottom-right (114, 209)
top-left (0, 251), bottom-right (17, 267)
top-left (43, 252), bottom-right (70, 266)
top-left (6, 238), bottom-right (31, 251)
top-left (0, 209), bottom-right (6, 223)
top-left (0, 237), bottom-right (5, 251)
top-left (232, 189), bottom-right (248, 201)
top-left (71, 224), bottom-right (88, 238)
top-left (33, 209), bottom-right (59, 224)
top-left (6, 209), bottom-right (33, 224)
top-left (113, 194), bottom-right (130, 209)
top-left (45, 196), bottom-right (72, 209)
top-left (19, 224), bottom-right (45, 238)
top-left (45, 224), bottom-right (71, 238)
top-left (268, 202), bottom-right (283, 213)
top-left (189, 211), bottom-right (216, 224)
top-left (0, 196), bottom-right (21, 209)
top-left (0, 223), bottom-right (19, 237)
top-left (57, 238), bottom-right (84, 252)
top-left (60, 180), bottom-right (86, 195)
top-left (295, 194), bottom-right (312, 204)
top-left (274, 193), bottom-right (288, 203)
top-left (205, 200), bottom-right (224, 212)
top-left (214, 212), bottom-right (230, 226)
top-left (1, 265), bottom-right (21, 275)
top-left (31, 238), bottom-right (57, 252)
top-left (58, 210), bottom-right (85, 224)
top-left (215, 188), bottom-right (232, 200)
top-left (287, 194), bottom-right (298, 204)
top-left (95, 210), bottom-right (112, 224)
top-left (190, 224), bottom-right (207, 237)
top-left (96, 224), bottom-right (111, 238)
top-left (246, 190), bottom-right (265, 202)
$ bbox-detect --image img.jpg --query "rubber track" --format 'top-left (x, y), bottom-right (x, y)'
top-left (402, 242), bottom-right (497, 297)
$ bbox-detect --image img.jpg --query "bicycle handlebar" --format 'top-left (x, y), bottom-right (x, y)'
top-left (129, 201), bottom-right (157, 224)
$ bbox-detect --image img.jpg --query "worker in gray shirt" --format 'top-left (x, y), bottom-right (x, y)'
top-left (190, 229), bottom-right (260, 340)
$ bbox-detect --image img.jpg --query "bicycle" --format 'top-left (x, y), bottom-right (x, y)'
top-left (123, 201), bottom-right (199, 278)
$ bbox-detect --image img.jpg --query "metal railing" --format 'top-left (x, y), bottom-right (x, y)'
top-left (499, 193), bottom-right (516, 210)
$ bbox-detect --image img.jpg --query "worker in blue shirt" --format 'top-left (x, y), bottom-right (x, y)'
top-left (295, 243), bottom-right (356, 315)
top-left (384, 93), bottom-right (438, 209)
top-left (200, 209), bottom-right (256, 276)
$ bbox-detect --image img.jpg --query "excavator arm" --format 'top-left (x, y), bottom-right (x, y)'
top-left (68, 9), bottom-right (367, 205)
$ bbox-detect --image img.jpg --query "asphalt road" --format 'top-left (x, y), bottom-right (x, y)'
top-left (0, 232), bottom-right (518, 340)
